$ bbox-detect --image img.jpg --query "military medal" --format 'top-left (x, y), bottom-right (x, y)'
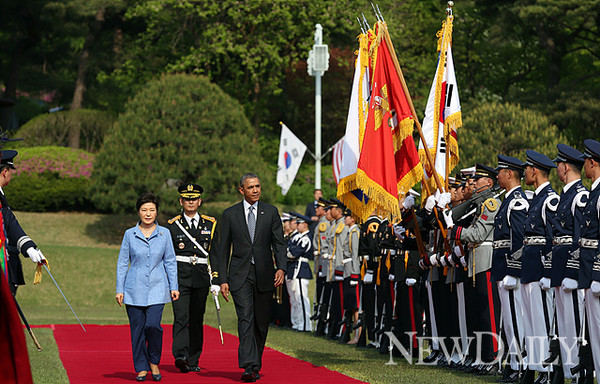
top-left (179, 242), bottom-right (185, 249)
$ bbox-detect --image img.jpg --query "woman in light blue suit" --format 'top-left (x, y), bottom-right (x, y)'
top-left (116, 192), bottom-right (179, 382)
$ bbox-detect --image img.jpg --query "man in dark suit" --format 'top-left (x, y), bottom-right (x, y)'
top-left (304, 189), bottom-right (322, 236)
top-left (211, 173), bottom-right (286, 382)
top-left (167, 183), bottom-right (216, 374)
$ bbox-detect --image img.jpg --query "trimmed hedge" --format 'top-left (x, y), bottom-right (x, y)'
top-left (5, 146), bottom-right (95, 211)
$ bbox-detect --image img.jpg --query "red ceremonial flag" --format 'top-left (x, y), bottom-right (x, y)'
top-left (355, 23), bottom-right (423, 218)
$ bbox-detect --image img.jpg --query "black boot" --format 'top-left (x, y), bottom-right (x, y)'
top-left (533, 372), bottom-right (549, 384)
top-left (543, 338), bottom-right (560, 367)
top-left (520, 369), bottom-right (535, 384)
top-left (550, 365), bottom-right (564, 384)
top-left (339, 312), bottom-right (352, 344)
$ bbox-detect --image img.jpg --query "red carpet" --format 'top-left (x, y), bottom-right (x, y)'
top-left (39, 324), bottom-right (365, 383)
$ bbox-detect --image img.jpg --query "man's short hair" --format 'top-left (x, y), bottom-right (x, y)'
top-left (136, 192), bottom-right (160, 211)
top-left (240, 173), bottom-right (260, 188)
top-left (566, 162), bottom-right (583, 173)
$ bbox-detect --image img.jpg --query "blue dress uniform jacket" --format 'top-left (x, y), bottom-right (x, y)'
top-left (491, 187), bottom-right (528, 281)
top-left (521, 183), bottom-right (559, 284)
top-left (287, 230), bottom-right (313, 280)
top-left (578, 181), bottom-right (600, 288)
top-left (0, 192), bottom-right (37, 287)
top-left (551, 180), bottom-right (588, 286)
top-left (116, 224), bottom-right (179, 306)
top-left (166, 214), bottom-right (216, 288)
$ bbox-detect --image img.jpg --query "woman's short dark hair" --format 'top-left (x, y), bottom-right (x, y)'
top-left (136, 192), bottom-right (159, 211)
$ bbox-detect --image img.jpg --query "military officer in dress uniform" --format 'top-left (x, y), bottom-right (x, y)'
top-left (491, 155), bottom-right (528, 382)
top-left (340, 209), bottom-right (361, 344)
top-left (549, 144), bottom-right (588, 383)
top-left (286, 213), bottom-right (314, 332)
top-left (326, 198), bottom-right (349, 340)
top-left (520, 150), bottom-right (560, 384)
top-left (445, 164), bottom-right (501, 374)
top-left (0, 150), bottom-right (45, 295)
top-left (313, 198), bottom-right (332, 336)
top-left (167, 184), bottom-right (216, 374)
top-left (576, 139), bottom-right (600, 384)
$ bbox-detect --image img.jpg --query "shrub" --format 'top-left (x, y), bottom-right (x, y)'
top-left (15, 109), bottom-right (114, 153)
top-left (90, 74), bottom-right (273, 215)
top-left (4, 146), bottom-right (95, 211)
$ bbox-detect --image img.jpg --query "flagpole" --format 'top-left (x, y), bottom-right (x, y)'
top-left (381, 26), bottom-right (445, 194)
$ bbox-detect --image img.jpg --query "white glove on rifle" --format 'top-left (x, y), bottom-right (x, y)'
top-left (539, 277), bottom-right (551, 291)
top-left (454, 246), bottom-right (463, 257)
top-left (210, 284), bottom-right (220, 295)
top-left (393, 224), bottom-right (406, 241)
top-left (350, 280), bottom-right (358, 286)
top-left (27, 248), bottom-right (46, 264)
top-left (561, 277), bottom-right (578, 292)
top-left (591, 281), bottom-right (600, 297)
top-left (402, 195), bottom-right (415, 210)
top-left (502, 275), bottom-right (518, 290)
top-left (405, 278), bottom-right (417, 287)
top-left (429, 254), bottom-right (439, 267)
top-left (418, 259), bottom-right (426, 270)
top-left (442, 209), bottom-right (454, 228)
top-left (388, 274), bottom-right (395, 282)
top-left (440, 256), bottom-right (447, 267)
top-left (459, 256), bottom-right (467, 268)
top-left (437, 192), bottom-right (452, 209)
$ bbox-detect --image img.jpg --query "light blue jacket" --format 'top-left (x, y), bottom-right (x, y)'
top-left (116, 223), bottom-right (178, 306)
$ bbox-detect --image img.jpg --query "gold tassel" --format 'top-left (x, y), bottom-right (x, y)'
top-left (33, 259), bottom-right (49, 285)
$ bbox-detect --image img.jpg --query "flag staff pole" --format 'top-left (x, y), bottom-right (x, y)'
top-left (444, 2), bottom-right (454, 190)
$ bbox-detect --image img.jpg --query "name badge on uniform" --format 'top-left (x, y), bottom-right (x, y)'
top-left (201, 230), bottom-right (211, 235)
top-left (178, 242), bottom-right (185, 249)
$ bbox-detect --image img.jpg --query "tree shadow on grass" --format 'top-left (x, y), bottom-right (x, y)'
top-left (84, 213), bottom-right (138, 246)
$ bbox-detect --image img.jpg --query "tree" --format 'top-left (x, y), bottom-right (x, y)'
top-left (91, 74), bottom-right (274, 214)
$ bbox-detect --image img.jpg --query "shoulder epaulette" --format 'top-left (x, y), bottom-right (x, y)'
top-left (576, 185), bottom-right (586, 192)
top-left (335, 222), bottom-right (345, 234)
top-left (367, 222), bottom-right (380, 233)
top-left (168, 215), bottom-right (181, 224)
top-left (201, 214), bottom-right (216, 223)
top-left (319, 222), bottom-right (328, 232)
top-left (483, 198), bottom-right (499, 212)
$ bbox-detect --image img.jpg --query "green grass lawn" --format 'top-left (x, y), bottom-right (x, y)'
top-left (14, 211), bottom-right (500, 384)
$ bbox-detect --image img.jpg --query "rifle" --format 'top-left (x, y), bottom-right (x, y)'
top-left (447, 184), bottom-right (505, 223)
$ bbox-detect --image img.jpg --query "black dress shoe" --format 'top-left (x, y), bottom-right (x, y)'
top-left (423, 350), bottom-right (439, 364)
top-left (175, 357), bottom-right (190, 373)
top-left (151, 373), bottom-right (161, 382)
top-left (533, 372), bottom-right (549, 384)
top-left (189, 366), bottom-right (201, 372)
top-left (241, 369), bottom-right (256, 382)
top-left (520, 369), bottom-right (535, 384)
top-left (136, 373), bottom-right (147, 382)
top-left (253, 371), bottom-right (261, 380)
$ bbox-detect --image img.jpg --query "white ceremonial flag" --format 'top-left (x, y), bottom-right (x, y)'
top-left (332, 136), bottom-right (345, 185)
top-left (277, 123), bottom-right (307, 195)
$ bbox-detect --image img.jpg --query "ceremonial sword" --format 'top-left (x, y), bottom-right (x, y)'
top-left (43, 264), bottom-right (86, 332)
top-left (13, 296), bottom-right (42, 350)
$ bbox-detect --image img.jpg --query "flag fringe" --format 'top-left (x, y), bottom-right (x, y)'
top-left (397, 161), bottom-right (424, 198)
top-left (392, 118), bottom-right (415, 153)
top-left (355, 168), bottom-right (401, 218)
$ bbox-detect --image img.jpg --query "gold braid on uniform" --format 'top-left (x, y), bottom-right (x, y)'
top-left (33, 258), bottom-right (49, 285)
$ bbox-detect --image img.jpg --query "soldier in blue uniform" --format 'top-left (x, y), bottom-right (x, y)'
top-left (549, 144), bottom-right (588, 383)
top-left (167, 184), bottom-right (216, 374)
top-left (577, 139), bottom-right (600, 384)
top-left (286, 213), bottom-right (314, 332)
top-left (519, 151), bottom-right (560, 384)
top-left (491, 155), bottom-right (528, 382)
top-left (0, 150), bottom-right (45, 295)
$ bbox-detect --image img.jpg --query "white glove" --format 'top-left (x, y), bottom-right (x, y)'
top-left (402, 195), bottom-right (415, 210)
top-left (437, 192), bottom-right (452, 209)
top-left (429, 254), bottom-right (439, 267)
top-left (27, 248), bottom-right (46, 264)
top-left (425, 195), bottom-right (436, 213)
top-left (454, 246), bottom-right (463, 257)
top-left (442, 209), bottom-right (454, 228)
top-left (334, 274), bottom-right (344, 282)
top-left (388, 274), bottom-right (395, 282)
top-left (393, 224), bottom-right (406, 240)
top-left (440, 256), bottom-right (447, 267)
top-left (210, 284), bottom-right (220, 295)
top-left (406, 278), bottom-right (417, 287)
top-left (318, 271), bottom-right (325, 278)
top-left (561, 277), bottom-right (578, 292)
top-left (459, 256), bottom-right (467, 267)
top-left (591, 281), bottom-right (600, 297)
top-left (418, 259), bottom-right (426, 270)
top-left (447, 254), bottom-right (456, 267)
top-left (539, 277), bottom-right (551, 291)
top-left (350, 280), bottom-right (359, 286)
top-left (502, 275), bottom-right (518, 290)
top-left (364, 270), bottom-right (374, 284)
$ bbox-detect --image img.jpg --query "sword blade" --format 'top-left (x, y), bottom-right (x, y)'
top-left (43, 264), bottom-right (86, 332)
top-left (213, 293), bottom-right (224, 345)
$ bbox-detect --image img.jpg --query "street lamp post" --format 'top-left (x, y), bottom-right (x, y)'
top-left (307, 24), bottom-right (329, 189)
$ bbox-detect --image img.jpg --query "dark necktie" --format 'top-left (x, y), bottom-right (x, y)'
top-left (191, 218), bottom-right (196, 230)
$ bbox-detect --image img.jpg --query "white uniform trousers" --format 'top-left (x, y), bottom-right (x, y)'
top-left (555, 287), bottom-right (584, 379)
top-left (456, 282), bottom-right (469, 358)
top-left (498, 280), bottom-right (525, 370)
top-left (521, 282), bottom-right (553, 372)
top-left (584, 289), bottom-right (600, 378)
top-left (287, 278), bottom-right (312, 332)
top-left (425, 280), bottom-right (439, 351)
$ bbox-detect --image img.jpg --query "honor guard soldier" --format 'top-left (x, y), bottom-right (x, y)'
top-left (326, 198), bottom-right (349, 340)
top-left (341, 209), bottom-right (361, 344)
top-left (577, 139), bottom-right (600, 383)
top-left (313, 198), bottom-right (332, 336)
top-left (491, 155), bottom-right (528, 381)
top-left (286, 213), bottom-right (314, 332)
top-left (445, 164), bottom-right (501, 374)
top-left (520, 150), bottom-right (560, 384)
top-left (0, 150), bottom-right (46, 295)
top-left (167, 184), bottom-right (216, 374)
top-left (549, 144), bottom-right (588, 383)
top-left (270, 214), bottom-right (292, 328)
top-left (356, 211), bottom-right (381, 347)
